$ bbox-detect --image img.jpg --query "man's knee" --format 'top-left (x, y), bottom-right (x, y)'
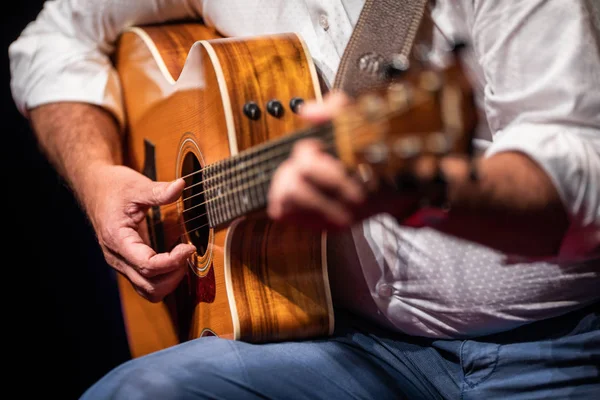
top-left (81, 357), bottom-right (190, 399)
top-left (80, 338), bottom-right (261, 399)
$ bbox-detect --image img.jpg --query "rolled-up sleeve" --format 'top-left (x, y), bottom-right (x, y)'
top-left (473, 0), bottom-right (600, 258)
top-left (9, 0), bottom-right (202, 128)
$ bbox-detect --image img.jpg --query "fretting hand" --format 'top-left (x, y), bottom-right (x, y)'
top-left (267, 91), bottom-right (425, 231)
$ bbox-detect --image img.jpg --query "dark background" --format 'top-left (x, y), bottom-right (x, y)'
top-left (3, 1), bottom-right (131, 397)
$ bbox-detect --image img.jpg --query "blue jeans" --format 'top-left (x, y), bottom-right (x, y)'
top-left (81, 303), bottom-right (599, 399)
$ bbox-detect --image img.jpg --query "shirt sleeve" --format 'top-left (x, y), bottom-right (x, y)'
top-left (8, 0), bottom-right (203, 128)
top-left (472, 0), bottom-right (600, 259)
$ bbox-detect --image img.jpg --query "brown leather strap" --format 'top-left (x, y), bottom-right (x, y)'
top-left (333, 0), bottom-right (430, 97)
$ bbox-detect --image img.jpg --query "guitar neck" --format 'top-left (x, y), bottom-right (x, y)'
top-left (199, 122), bottom-right (335, 228)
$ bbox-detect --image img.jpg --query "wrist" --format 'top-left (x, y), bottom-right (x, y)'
top-left (70, 161), bottom-right (119, 216)
top-left (398, 156), bottom-right (475, 228)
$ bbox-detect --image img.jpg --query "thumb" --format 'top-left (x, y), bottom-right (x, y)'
top-left (140, 178), bottom-right (186, 207)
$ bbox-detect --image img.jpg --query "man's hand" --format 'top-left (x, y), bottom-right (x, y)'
top-left (267, 92), bottom-right (421, 230)
top-left (84, 165), bottom-right (196, 302)
top-left (29, 102), bottom-right (196, 302)
top-left (265, 91), bottom-right (571, 258)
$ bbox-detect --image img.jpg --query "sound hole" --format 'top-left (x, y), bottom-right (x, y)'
top-left (181, 152), bottom-right (210, 257)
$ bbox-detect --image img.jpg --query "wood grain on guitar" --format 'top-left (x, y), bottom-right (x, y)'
top-left (113, 22), bottom-right (476, 358)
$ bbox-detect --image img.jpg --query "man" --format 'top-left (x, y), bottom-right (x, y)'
top-left (9, 0), bottom-right (600, 398)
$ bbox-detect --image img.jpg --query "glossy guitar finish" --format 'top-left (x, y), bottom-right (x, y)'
top-left (114, 22), bottom-right (477, 358)
top-left (114, 23), bottom-right (334, 358)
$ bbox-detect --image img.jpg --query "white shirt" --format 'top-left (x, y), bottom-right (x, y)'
top-left (9, 0), bottom-right (600, 338)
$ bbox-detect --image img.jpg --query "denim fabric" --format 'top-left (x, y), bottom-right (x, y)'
top-left (81, 303), bottom-right (599, 399)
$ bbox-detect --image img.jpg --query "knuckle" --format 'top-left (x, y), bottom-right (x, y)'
top-left (277, 162), bottom-right (300, 191)
top-left (282, 175), bottom-right (301, 201)
top-left (297, 157), bottom-right (314, 176)
top-left (137, 265), bottom-right (154, 279)
top-left (151, 184), bottom-right (161, 203)
top-left (150, 181), bottom-right (169, 204)
top-left (123, 202), bottom-right (139, 219)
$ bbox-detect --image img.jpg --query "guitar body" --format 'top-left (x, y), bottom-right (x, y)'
top-left (114, 23), bottom-right (334, 358)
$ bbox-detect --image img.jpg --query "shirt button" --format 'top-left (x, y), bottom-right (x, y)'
top-left (377, 283), bottom-right (394, 298)
top-left (319, 14), bottom-right (330, 31)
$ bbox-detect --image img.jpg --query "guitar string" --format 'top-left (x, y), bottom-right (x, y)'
top-left (145, 94), bottom-right (441, 241)
top-left (143, 76), bottom-right (433, 215)
top-left (156, 96), bottom-right (439, 240)
top-left (165, 127), bottom-right (424, 241)
top-left (155, 137), bottom-right (338, 239)
top-left (175, 159), bottom-right (338, 242)
top-left (177, 129), bottom-right (335, 205)
top-left (157, 118), bottom-right (363, 233)
top-left (169, 96), bottom-right (422, 211)
top-left (178, 122), bottom-right (333, 189)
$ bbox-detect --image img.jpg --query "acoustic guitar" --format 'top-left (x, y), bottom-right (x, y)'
top-left (113, 22), bottom-right (476, 358)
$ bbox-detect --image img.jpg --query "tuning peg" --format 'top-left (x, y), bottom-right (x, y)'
top-left (358, 94), bottom-right (386, 121)
top-left (387, 83), bottom-right (412, 111)
top-left (362, 142), bottom-right (389, 165)
top-left (426, 132), bottom-right (451, 155)
top-left (393, 136), bottom-right (422, 159)
top-left (419, 70), bottom-right (443, 93)
top-left (384, 53), bottom-right (410, 80)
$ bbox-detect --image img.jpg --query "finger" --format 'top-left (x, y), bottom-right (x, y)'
top-left (117, 228), bottom-right (196, 278)
top-left (138, 217), bottom-right (152, 246)
top-left (134, 178), bottom-right (186, 207)
top-left (268, 167), bottom-right (353, 227)
top-left (292, 140), bottom-right (365, 205)
top-left (411, 155), bottom-right (441, 182)
top-left (127, 265), bottom-right (188, 303)
top-left (104, 243), bottom-right (189, 302)
top-left (299, 90), bottom-right (350, 123)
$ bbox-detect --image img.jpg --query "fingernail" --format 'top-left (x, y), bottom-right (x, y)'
top-left (167, 178), bottom-right (185, 191)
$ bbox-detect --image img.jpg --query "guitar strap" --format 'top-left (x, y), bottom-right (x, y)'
top-left (333, 0), bottom-right (431, 97)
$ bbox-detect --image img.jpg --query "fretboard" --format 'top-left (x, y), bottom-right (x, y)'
top-left (203, 122), bottom-right (335, 228)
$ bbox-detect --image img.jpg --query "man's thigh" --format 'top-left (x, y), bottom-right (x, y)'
top-left (79, 305), bottom-right (599, 399)
top-left (79, 330), bottom-right (456, 399)
top-left (456, 306), bottom-right (600, 400)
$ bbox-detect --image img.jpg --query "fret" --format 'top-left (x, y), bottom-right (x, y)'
top-left (238, 174), bottom-right (252, 214)
top-left (240, 153), bottom-right (254, 214)
top-left (232, 158), bottom-right (244, 217)
top-left (210, 167), bottom-right (221, 226)
top-left (202, 167), bottom-right (213, 226)
top-left (247, 155), bottom-right (258, 211)
top-left (222, 171), bottom-right (232, 224)
top-left (206, 186), bottom-right (216, 228)
top-left (227, 159), bottom-right (237, 223)
top-left (221, 161), bottom-right (234, 221)
top-left (216, 166), bottom-right (226, 226)
top-left (199, 122), bottom-right (335, 228)
top-left (225, 183), bottom-right (236, 221)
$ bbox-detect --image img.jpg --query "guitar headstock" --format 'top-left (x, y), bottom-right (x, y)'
top-left (333, 46), bottom-right (478, 191)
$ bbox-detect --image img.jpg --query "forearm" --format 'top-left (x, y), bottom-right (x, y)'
top-left (29, 102), bottom-right (123, 208)
top-left (434, 151), bottom-right (569, 258)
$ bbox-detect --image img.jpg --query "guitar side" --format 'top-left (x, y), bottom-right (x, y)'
top-left (114, 22), bottom-right (334, 358)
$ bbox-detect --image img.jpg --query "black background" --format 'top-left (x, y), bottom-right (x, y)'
top-left (3, 1), bottom-right (131, 397)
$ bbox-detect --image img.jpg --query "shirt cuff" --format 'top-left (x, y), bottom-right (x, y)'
top-left (484, 123), bottom-right (600, 260)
